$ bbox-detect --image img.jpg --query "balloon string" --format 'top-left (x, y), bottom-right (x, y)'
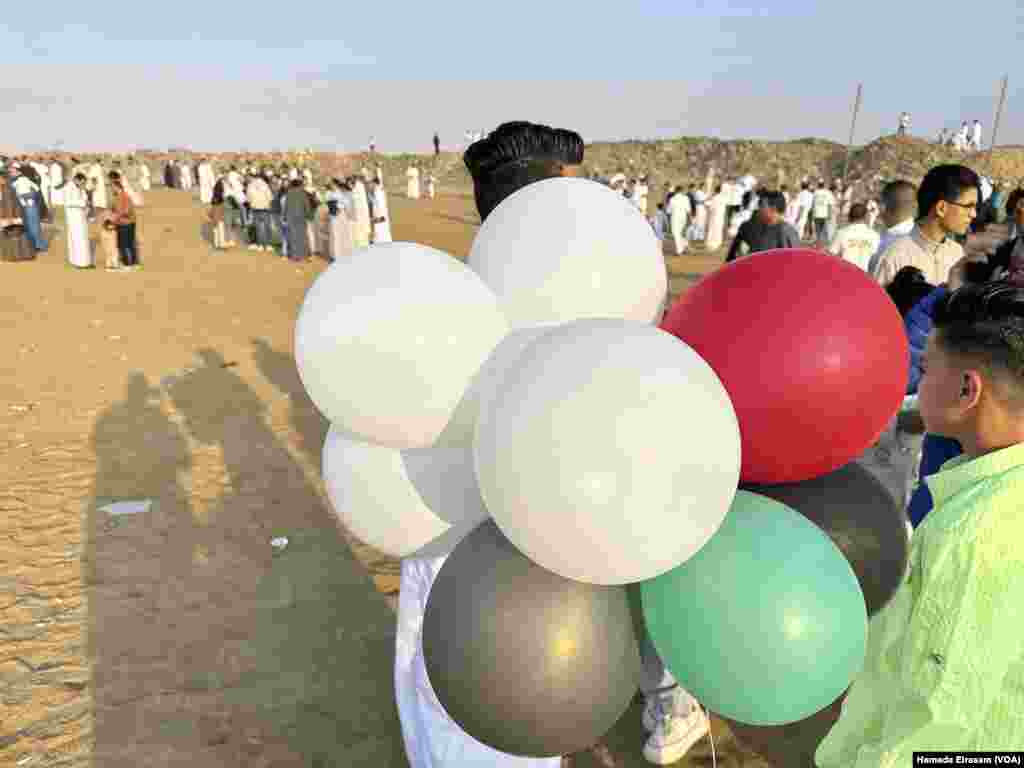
top-left (704, 703), bottom-right (716, 768)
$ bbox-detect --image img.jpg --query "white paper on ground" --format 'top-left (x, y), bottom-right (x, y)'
top-left (99, 499), bottom-right (153, 517)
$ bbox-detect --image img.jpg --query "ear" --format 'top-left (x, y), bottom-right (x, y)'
top-left (961, 370), bottom-right (984, 409)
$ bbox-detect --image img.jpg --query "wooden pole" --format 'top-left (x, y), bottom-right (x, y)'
top-left (842, 83), bottom-right (863, 186)
top-left (990, 75), bottom-right (1008, 158)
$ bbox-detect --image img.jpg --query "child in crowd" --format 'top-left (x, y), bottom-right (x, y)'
top-left (817, 279), bottom-right (1024, 765)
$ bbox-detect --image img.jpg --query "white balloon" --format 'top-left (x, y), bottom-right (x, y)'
top-left (322, 426), bottom-right (488, 559)
top-left (468, 178), bottom-right (666, 330)
top-left (433, 326), bottom-right (554, 447)
top-left (474, 319), bottom-right (741, 585)
top-left (295, 243), bottom-right (509, 449)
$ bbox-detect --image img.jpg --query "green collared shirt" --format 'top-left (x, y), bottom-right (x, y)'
top-left (816, 443), bottom-right (1024, 767)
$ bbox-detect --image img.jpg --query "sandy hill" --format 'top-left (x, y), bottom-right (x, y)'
top-left (326, 134), bottom-right (1024, 197)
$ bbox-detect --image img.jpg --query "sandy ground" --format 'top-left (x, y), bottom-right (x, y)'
top-left (0, 186), bottom-right (1003, 768)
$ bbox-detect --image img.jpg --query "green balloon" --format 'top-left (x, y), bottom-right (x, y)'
top-left (640, 490), bottom-right (867, 726)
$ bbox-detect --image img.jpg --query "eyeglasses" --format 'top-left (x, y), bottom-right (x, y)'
top-left (944, 200), bottom-right (978, 212)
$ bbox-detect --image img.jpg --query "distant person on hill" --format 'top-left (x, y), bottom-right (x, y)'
top-left (725, 190), bottom-right (800, 262)
top-left (828, 203), bottom-right (880, 271)
top-left (869, 179), bottom-right (918, 276)
top-left (433, 131), bottom-right (440, 156)
top-left (873, 164), bottom-right (977, 286)
top-left (897, 111), bottom-right (910, 136)
top-left (971, 119), bottom-right (983, 152)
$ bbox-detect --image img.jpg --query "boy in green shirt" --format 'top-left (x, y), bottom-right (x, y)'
top-left (817, 280), bottom-right (1024, 766)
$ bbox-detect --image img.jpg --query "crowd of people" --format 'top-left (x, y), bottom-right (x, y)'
top-left (0, 154), bottom-right (146, 269)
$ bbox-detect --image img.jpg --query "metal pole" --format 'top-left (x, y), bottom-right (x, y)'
top-left (990, 75), bottom-right (1008, 154)
top-left (842, 83), bottom-right (863, 186)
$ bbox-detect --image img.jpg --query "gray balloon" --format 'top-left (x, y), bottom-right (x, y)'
top-left (422, 520), bottom-right (641, 757)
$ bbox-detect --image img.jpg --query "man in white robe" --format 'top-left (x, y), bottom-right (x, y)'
top-left (87, 160), bottom-right (109, 212)
top-left (180, 161), bottom-right (194, 191)
top-left (197, 159), bottom-right (215, 204)
top-left (971, 120), bottom-right (983, 152)
top-left (49, 159), bottom-right (65, 207)
top-left (704, 186), bottom-right (728, 252)
top-left (324, 180), bottom-right (354, 261)
top-left (350, 177), bottom-right (372, 248)
top-left (407, 165), bottom-right (421, 199)
top-left (138, 162), bottom-right (151, 192)
top-left (368, 179), bottom-right (392, 243)
top-left (63, 173), bottom-right (92, 268)
top-left (635, 176), bottom-right (649, 215)
top-left (426, 174), bottom-right (436, 199)
top-left (32, 160), bottom-right (51, 208)
top-left (668, 185), bottom-right (692, 256)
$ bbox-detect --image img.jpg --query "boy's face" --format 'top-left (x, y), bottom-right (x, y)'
top-left (918, 332), bottom-right (982, 437)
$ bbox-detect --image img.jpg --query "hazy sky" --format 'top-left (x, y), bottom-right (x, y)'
top-left (2, 1), bottom-right (1021, 153)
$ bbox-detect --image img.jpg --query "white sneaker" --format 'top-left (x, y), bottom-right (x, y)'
top-left (643, 707), bottom-right (709, 766)
top-left (642, 686), bottom-right (688, 732)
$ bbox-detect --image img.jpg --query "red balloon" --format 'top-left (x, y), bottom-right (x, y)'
top-left (660, 249), bottom-right (908, 484)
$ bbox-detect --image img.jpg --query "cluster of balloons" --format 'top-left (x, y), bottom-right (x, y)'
top-left (294, 176), bottom-right (913, 759)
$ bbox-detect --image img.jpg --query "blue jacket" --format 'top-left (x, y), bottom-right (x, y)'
top-left (902, 284), bottom-right (963, 526)
top-left (904, 285), bottom-right (948, 395)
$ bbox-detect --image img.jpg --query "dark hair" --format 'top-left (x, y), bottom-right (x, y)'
top-left (108, 171), bottom-right (122, 184)
top-left (758, 190), bottom-right (785, 213)
top-left (933, 281), bottom-right (1024, 404)
top-left (290, 178), bottom-right (303, 188)
top-left (848, 202), bottom-right (868, 221)
top-left (463, 121), bottom-right (584, 221)
top-left (886, 266), bottom-right (934, 317)
top-left (880, 179), bottom-right (917, 216)
top-left (1006, 188), bottom-right (1024, 218)
top-left (917, 164), bottom-right (980, 218)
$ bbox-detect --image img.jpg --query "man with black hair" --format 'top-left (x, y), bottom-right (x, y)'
top-left (868, 179), bottom-right (918, 276)
top-left (462, 121), bottom-right (584, 222)
top-left (828, 203), bottom-right (880, 271)
top-left (818, 280), bottom-right (1024, 765)
top-left (725, 191), bottom-right (800, 262)
top-left (874, 164), bottom-right (977, 286)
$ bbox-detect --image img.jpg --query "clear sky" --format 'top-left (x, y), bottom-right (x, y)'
top-left (1, 1), bottom-right (1020, 154)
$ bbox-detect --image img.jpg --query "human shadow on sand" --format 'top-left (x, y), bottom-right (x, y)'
top-left (249, 337), bottom-right (402, 592)
top-left (88, 360), bottom-right (406, 767)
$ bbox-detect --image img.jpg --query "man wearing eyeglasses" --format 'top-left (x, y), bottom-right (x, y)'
top-left (873, 164), bottom-right (978, 287)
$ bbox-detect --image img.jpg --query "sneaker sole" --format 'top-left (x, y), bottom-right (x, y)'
top-left (642, 715), bottom-right (710, 766)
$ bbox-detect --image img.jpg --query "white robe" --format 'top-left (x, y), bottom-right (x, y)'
top-left (33, 163), bottom-right (51, 207)
top-left (351, 181), bottom-right (372, 248)
top-left (139, 164), bottom-right (151, 192)
top-left (88, 164), bottom-right (108, 209)
top-left (426, 177), bottom-right (436, 199)
top-left (325, 191), bottom-right (354, 260)
top-left (180, 163), bottom-right (194, 190)
top-left (198, 163), bottom-right (215, 204)
top-left (705, 193), bottom-right (728, 252)
top-left (63, 183), bottom-right (93, 268)
top-left (50, 163), bottom-right (65, 206)
top-left (395, 556), bottom-right (563, 768)
top-left (371, 187), bottom-right (392, 243)
top-left (407, 168), bottom-right (421, 199)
